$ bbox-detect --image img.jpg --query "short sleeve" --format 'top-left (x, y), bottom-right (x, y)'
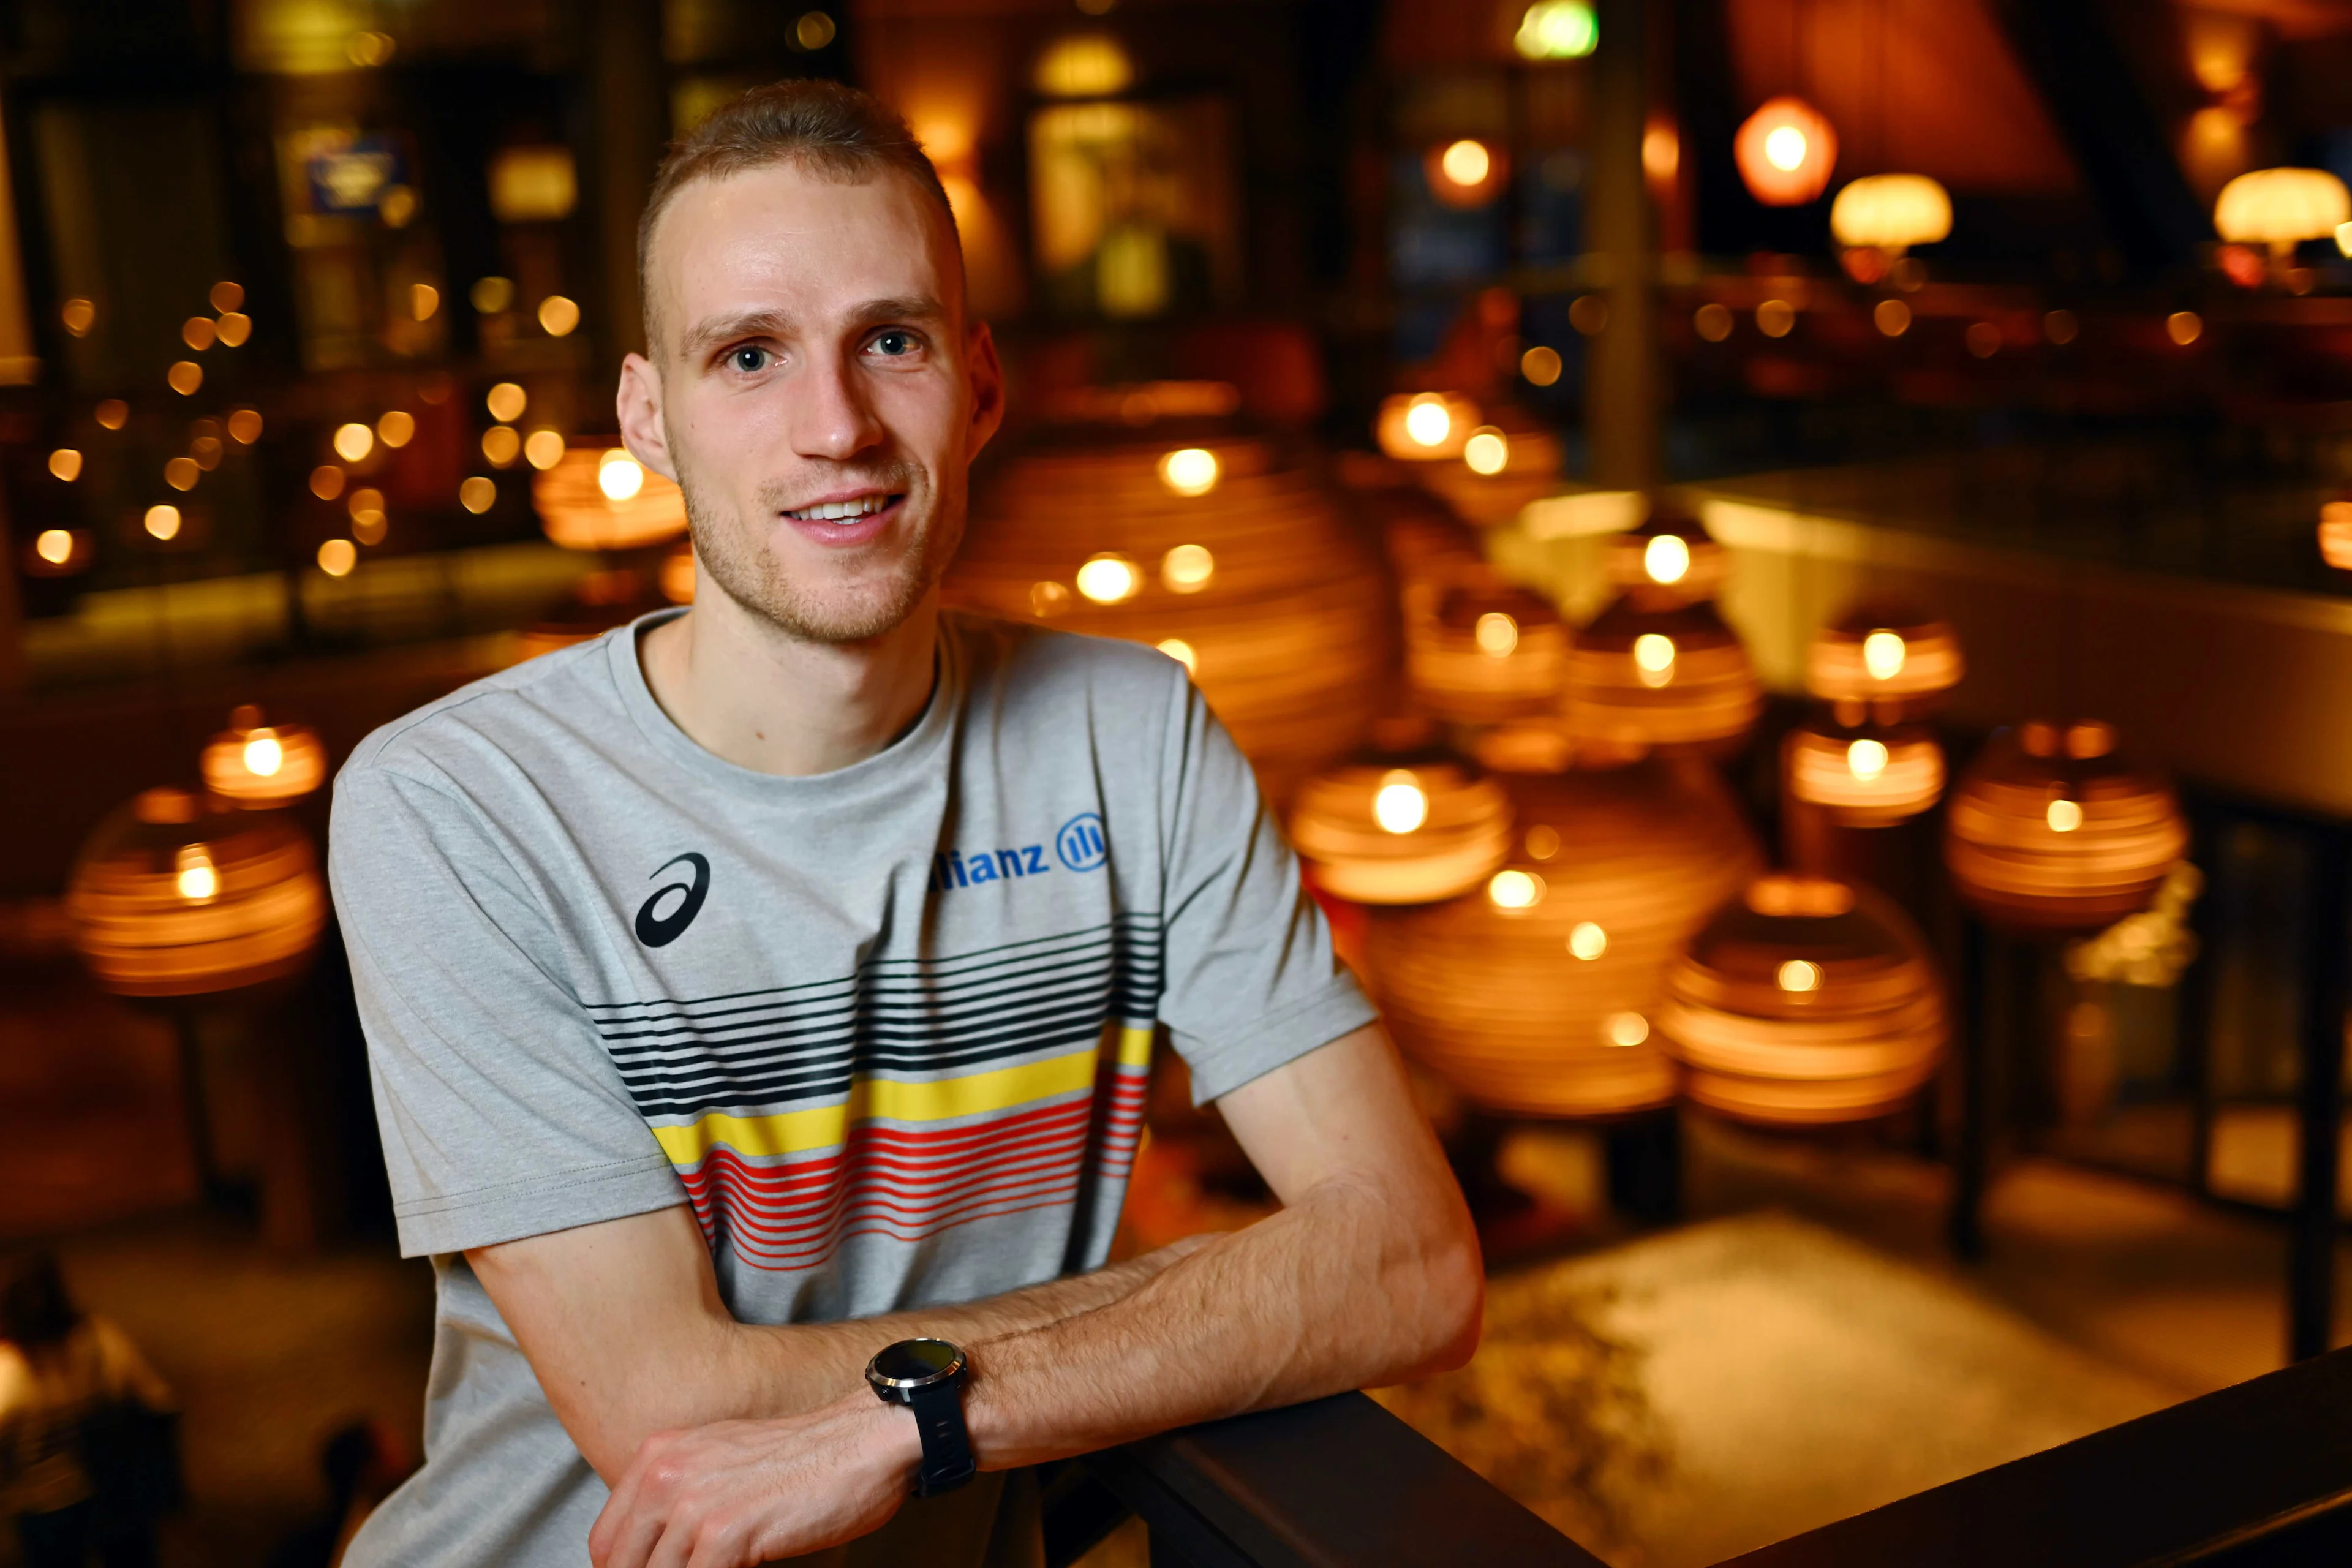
top-left (330, 765), bottom-right (685, 1257)
top-left (1153, 677), bottom-right (1378, 1103)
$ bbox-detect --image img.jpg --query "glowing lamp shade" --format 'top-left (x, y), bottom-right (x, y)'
top-left (947, 424), bottom-right (1390, 804)
top-left (1945, 720), bottom-right (2188, 932)
top-left (1830, 174), bottom-right (1953, 255)
top-left (2321, 500), bottom-right (2352, 570)
top-left (1804, 607), bottom-right (1964, 717)
top-left (1566, 597), bottom-right (1761, 756)
top-left (2214, 168), bottom-right (2351, 257)
top-left (1660, 875), bottom-right (1945, 1126)
top-left (200, 706), bottom-right (328, 807)
top-left (1407, 584), bottom-right (1569, 726)
top-left (1289, 760), bottom-right (1513, 905)
top-left (1376, 393), bottom-right (1481, 462)
top-left (1784, 722), bottom-right (1944, 825)
top-left (1735, 97), bottom-right (1838, 207)
top-left (1361, 763), bottom-right (1762, 1117)
top-left (67, 787), bottom-right (327, 998)
top-left (1608, 506), bottom-right (1727, 606)
top-left (532, 445), bottom-right (687, 551)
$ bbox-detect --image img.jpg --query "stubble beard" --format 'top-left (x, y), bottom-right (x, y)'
top-left (673, 441), bottom-right (967, 646)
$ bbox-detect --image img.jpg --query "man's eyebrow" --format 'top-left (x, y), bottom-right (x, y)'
top-left (846, 295), bottom-right (948, 330)
top-left (679, 309), bottom-right (794, 358)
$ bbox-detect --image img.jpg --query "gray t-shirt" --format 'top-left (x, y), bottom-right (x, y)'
top-left (328, 608), bottom-right (1373, 1567)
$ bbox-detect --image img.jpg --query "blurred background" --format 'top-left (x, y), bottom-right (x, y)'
top-left (7, 0), bottom-right (2352, 1564)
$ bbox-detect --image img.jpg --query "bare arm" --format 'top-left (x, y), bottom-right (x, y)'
top-left (587, 1023), bottom-right (1482, 1567)
top-left (471, 1202), bottom-right (1212, 1480)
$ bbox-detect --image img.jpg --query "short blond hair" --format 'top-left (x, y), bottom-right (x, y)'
top-left (637, 80), bottom-right (960, 345)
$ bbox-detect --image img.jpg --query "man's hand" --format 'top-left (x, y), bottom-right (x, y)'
top-left (588, 1394), bottom-right (918, 1568)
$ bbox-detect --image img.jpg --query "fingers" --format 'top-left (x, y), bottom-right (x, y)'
top-left (592, 1430), bottom-right (695, 1568)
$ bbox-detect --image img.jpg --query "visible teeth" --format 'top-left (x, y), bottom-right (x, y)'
top-left (788, 495), bottom-right (891, 521)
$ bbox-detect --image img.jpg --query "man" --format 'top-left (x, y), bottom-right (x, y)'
top-left (330, 79), bottom-right (1480, 1568)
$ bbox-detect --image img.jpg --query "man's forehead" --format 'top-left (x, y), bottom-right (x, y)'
top-left (649, 162), bottom-right (962, 343)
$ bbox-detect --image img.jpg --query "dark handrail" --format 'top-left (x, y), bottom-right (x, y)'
top-left (1076, 1391), bottom-right (1608, 1568)
top-left (1722, 1344), bottom-right (2352, 1567)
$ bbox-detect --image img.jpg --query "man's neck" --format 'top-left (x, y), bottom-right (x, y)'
top-left (636, 587), bottom-right (941, 778)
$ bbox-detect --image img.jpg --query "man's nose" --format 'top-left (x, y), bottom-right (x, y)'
top-left (790, 350), bottom-right (884, 462)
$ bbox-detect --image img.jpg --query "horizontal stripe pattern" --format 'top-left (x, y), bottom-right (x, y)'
top-left (595, 919), bottom-right (1163, 1273)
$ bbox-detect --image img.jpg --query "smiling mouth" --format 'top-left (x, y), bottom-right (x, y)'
top-left (783, 494), bottom-right (901, 522)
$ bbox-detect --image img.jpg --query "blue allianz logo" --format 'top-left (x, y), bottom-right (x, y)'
top-left (1056, 812), bottom-right (1109, 872)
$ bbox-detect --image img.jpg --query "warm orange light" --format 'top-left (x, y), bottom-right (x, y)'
top-left (1076, 553), bottom-right (1141, 604)
top-left (182, 315), bottom-right (216, 351)
top-left (317, 538), bottom-right (357, 577)
top-left (486, 382), bottom-right (527, 422)
top-left (61, 298), bottom-right (95, 337)
top-left (1569, 921), bottom-right (1607, 960)
top-left (1830, 174), bottom-right (1951, 255)
top-left (1474, 611), bottom-right (1519, 657)
top-left (214, 312), bottom-right (251, 347)
top-left (1521, 345), bottom-right (1562, 386)
top-left (412, 283), bottom-right (440, 322)
top-left (310, 466), bottom-right (345, 500)
top-left (377, 410), bottom-right (415, 447)
top-left (598, 450), bottom-right (645, 500)
top-left (49, 448), bottom-right (81, 482)
top-left (2215, 168), bottom-right (2351, 257)
top-left (1695, 303), bottom-right (1733, 342)
top-left (96, 399), bottom-right (129, 431)
top-left (36, 530), bottom-right (73, 565)
top-left (227, 408), bottom-right (262, 443)
top-left (167, 361), bottom-right (202, 396)
top-left (2168, 311), bottom-right (2203, 345)
top-left (1757, 299), bottom-right (1796, 337)
top-left (1463, 428), bottom-right (1509, 476)
top-left (482, 426), bottom-right (521, 467)
top-left (1156, 638), bottom-right (1197, 677)
top-left (1441, 140), bottom-right (1490, 187)
top-left (1161, 543), bottom-right (1215, 592)
top-left (1158, 447), bottom-right (1220, 497)
top-left (144, 505), bottom-right (181, 540)
top-left (1488, 869), bottom-right (1544, 910)
top-left (1874, 299), bottom-right (1912, 337)
top-left (1735, 97), bottom-right (1837, 206)
top-left (334, 422), bottom-right (375, 462)
top-left (164, 457), bottom-right (199, 491)
top-left (524, 430), bottom-right (567, 470)
top-left (459, 477), bottom-right (497, 514)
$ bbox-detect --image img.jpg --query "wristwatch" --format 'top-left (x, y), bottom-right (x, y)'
top-left (865, 1338), bottom-right (977, 1498)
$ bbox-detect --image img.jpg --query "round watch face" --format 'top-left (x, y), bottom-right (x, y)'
top-left (869, 1338), bottom-right (964, 1387)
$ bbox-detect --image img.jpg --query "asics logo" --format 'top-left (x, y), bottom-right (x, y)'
top-left (635, 853), bottom-right (710, 947)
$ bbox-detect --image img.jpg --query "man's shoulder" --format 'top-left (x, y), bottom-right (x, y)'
top-left (339, 628), bottom-right (624, 793)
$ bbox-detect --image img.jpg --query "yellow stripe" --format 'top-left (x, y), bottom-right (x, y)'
top-left (1115, 1022), bottom-right (1155, 1069)
top-left (651, 1046), bottom-right (1106, 1164)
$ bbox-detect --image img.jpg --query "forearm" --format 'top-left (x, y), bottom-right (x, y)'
top-left (476, 1206), bottom-right (1206, 1480)
top-left (960, 1170), bottom-right (1480, 1469)
top-left (710, 1238), bottom-right (1209, 1420)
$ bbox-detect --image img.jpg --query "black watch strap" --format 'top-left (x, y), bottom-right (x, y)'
top-left (906, 1377), bottom-right (977, 1498)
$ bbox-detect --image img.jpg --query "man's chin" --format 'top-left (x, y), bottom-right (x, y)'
top-left (704, 564), bottom-right (937, 647)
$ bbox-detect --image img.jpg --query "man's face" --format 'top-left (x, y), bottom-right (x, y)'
top-left (625, 162), bottom-right (1001, 644)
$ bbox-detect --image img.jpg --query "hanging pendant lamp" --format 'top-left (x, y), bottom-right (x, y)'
top-left (1288, 756), bottom-right (1514, 905)
top-left (67, 786), bottom-right (327, 998)
top-left (1407, 582), bottom-right (1570, 728)
top-left (948, 410), bottom-right (1393, 804)
top-left (1565, 596), bottom-right (1762, 756)
top-left (1608, 503), bottom-right (1727, 608)
top-left (1660, 873), bottom-right (1945, 1126)
top-left (1784, 719), bottom-right (1944, 826)
top-left (1944, 720), bottom-right (2187, 932)
top-left (200, 706), bottom-right (328, 808)
top-left (1362, 760), bottom-right (1762, 1118)
top-left (1805, 606), bottom-right (1965, 720)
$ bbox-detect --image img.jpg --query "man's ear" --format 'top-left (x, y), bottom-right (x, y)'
top-left (616, 353), bottom-right (679, 481)
top-left (964, 321), bottom-right (1006, 461)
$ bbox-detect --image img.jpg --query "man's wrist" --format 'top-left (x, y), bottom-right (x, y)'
top-left (854, 1387), bottom-right (927, 1484)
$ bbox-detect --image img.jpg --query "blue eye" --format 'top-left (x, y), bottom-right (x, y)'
top-left (872, 331), bottom-right (916, 356)
top-left (729, 346), bottom-right (769, 374)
